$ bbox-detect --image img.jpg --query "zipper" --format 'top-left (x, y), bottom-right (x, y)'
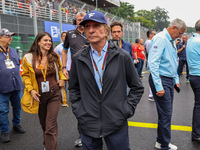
top-left (99, 100), bottom-right (103, 137)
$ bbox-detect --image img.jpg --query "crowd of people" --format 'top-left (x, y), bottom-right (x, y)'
top-left (1, 9), bottom-right (200, 150)
top-left (1, 0), bottom-right (87, 18)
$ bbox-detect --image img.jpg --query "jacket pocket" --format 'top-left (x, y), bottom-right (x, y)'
top-left (72, 101), bottom-right (87, 119)
top-left (122, 101), bottom-right (132, 119)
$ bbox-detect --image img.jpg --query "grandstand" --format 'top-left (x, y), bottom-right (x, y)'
top-left (0, 0), bottom-right (148, 53)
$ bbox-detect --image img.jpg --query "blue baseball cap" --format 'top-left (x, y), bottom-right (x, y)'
top-left (80, 10), bottom-right (108, 26)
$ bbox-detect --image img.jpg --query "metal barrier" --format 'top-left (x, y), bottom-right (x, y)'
top-left (0, 0), bottom-right (149, 42)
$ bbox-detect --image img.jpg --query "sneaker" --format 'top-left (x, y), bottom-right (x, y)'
top-left (1, 133), bottom-right (11, 143)
top-left (186, 79), bottom-right (190, 83)
top-left (13, 124), bottom-right (26, 134)
top-left (75, 138), bottom-right (82, 147)
top-left (155, 141), bottom-right (178, 150)
top-left (62, 104), bottom-right (68, 107)
top-left (140, 76), bottom-right (144, 79)
top-left (148, 97), bottom-right (154, 102)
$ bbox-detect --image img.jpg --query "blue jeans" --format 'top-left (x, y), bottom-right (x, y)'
top-left (137, 58), bottom-right (144, 77)
top-left (81, 127), bottom-right (131, 150)
top-left (178, 59), bottom-right (189, 80)
top-left (189, 75), bottom-right (200, 138)
top-left (0, 90), bottom-right (22, 133)
top-left (149, 75), bottom-right (174, 150)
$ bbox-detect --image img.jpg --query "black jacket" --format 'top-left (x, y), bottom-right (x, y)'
top-left (69, 40), bottom-right (144, 138)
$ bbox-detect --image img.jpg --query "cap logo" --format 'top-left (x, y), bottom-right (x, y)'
top-left (89, 13), bottom-right (95, 18)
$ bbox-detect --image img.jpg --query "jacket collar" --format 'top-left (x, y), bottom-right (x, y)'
top-left (121, 39), bottom-right (126, 48)
top-left (78, 40), bottom-right (119, 75)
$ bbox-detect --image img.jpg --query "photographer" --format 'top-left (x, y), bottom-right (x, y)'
top-left (177, 34), bottom-right (189, 82)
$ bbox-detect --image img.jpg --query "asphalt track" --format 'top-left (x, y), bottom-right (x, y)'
top-left (1, 67), bottom-right (200, 150)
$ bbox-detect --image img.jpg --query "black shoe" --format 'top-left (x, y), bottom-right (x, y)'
top-left (13, 124), bottom-right (26, 134)
top-left (1, 133), bottom-right (11, 143)
top-left (192, 137), bottom-right (200, 143)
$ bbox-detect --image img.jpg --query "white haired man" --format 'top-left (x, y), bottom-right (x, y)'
top-left (148, 19), bottom-right (186, 150)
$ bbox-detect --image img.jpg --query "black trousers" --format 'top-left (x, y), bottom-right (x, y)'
top-left (149, 74), bottom-right (174, 150)
top-left (189, 75), bottom-right (200, 138)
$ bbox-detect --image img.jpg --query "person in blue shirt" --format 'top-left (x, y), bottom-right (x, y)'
top-left (186, 19), bottom-right (200, 143)
top-left (0, 28), bottom-right (26, 143)
top-left (110, 21), bottom-right (134, 59)
top-left (148, 19), bottom-right (186, 150)
top-left (177, 35), bottom-right (189, 82)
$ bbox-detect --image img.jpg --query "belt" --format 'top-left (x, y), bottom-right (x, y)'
top-left (160, 75), bottom-right (173, 79)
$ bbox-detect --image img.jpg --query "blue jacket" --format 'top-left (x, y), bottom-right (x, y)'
top-left (177, 42), bottom-right (186, 60)
top-left (0, 47), bottom-right (23, 93)
top-left (122, 39), bottom-right (134, 60)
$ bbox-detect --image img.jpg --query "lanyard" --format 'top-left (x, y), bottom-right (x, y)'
top-left (41, 64), bottom-right (47, 82)
top-left (90, 45), bottom-right (109, 90)
top-left (170, 41), bottom-right (176, 50)
top-left (75, 28), bottom-right (87, 40)
top-left (0, 46), bottom-right (9, 59)
top-left (37, 55), bottom-right (47, 82)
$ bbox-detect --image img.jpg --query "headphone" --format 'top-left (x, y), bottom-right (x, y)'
top-left (73, 18), bottom-right (76, 25)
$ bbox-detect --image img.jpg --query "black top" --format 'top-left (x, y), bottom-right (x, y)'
top-left (69, 40), bottom-right (144, 138)
top-left (63, 28), bottom-right (89, 58)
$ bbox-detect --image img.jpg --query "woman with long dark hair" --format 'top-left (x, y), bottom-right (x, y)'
top-left (21, 32), bottom-right (67, 150)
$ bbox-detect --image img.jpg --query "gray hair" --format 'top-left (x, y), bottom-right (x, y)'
top-left (169, 18), bottom-right (187, 30)
top-left (195, 19), bottom-right (200, 32)
top-left (76, 12), bottom-right (86, 17)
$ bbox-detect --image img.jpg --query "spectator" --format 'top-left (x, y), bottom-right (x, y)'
top-left (54, 31), bottom-right (70, 107)
top-left (0, 28), bottom-right (26, 143)
top-left (110, 21), bottom-right (133, 59)
top-left (69, 10), bottom-right (144, 150)
top-left (177, 34), bottom-right (189, 83)
top-left (136, 38), bottom-right (146, 79)
top-left (62, 11), bottom-right (88, 147)
top-left (148, 18), bottom-right (186, 150)
top-left (186, 19), bottom-right (200, 143)
top-left (21, 31), bottom-right (67, 150)
top-left (144, 29), bottom-right (156, 101)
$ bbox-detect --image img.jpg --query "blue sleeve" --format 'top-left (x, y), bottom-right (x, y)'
top-left (177, 43), bottom-right (182, 50)
top-left (63, 44), bottom-right (68, 50)
top-left (129, 44), bottom-right (134, 60)
top-left (148, 37), bottom-right (165, 92)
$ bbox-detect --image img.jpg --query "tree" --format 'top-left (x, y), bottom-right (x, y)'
top-left (151, 7), bottom-right (170, 31)
top-left (101, 2), bottom-right (135, 19)
top-left (135, 10), bottom-right (156, 29)
top-left (186, 27), bottom-right (195, 33)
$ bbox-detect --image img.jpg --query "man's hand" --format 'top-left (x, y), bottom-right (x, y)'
top-left (57, 80), bottom-right (65, 88)
top-left (156, 90), bottom-right (165, 97)
top-left (182, 45), bottom-right (186, 49)
top-left (63, 68), bottom-right (69, 80)
top-left (175, 83), bottom-right (180, 88)
top-left (30, 90), bottom-right (41, 103)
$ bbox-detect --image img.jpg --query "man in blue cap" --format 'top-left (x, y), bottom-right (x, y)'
top-left (68, 10), bottom-right (144, 150)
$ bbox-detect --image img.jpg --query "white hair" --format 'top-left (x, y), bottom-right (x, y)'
top-left (169, 18), bottom-right (187, 30)
top-left (76, 12), bottom-right (86, 18)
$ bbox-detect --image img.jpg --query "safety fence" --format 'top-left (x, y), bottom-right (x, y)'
top-left (0, 0), bottom-right (149, 52)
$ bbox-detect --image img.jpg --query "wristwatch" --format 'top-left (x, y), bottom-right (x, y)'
top-left (62, 66), bottom-right (66, 69)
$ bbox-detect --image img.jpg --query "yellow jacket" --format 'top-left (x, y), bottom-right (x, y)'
top-left (21, 53), bottom-right (68, 114)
